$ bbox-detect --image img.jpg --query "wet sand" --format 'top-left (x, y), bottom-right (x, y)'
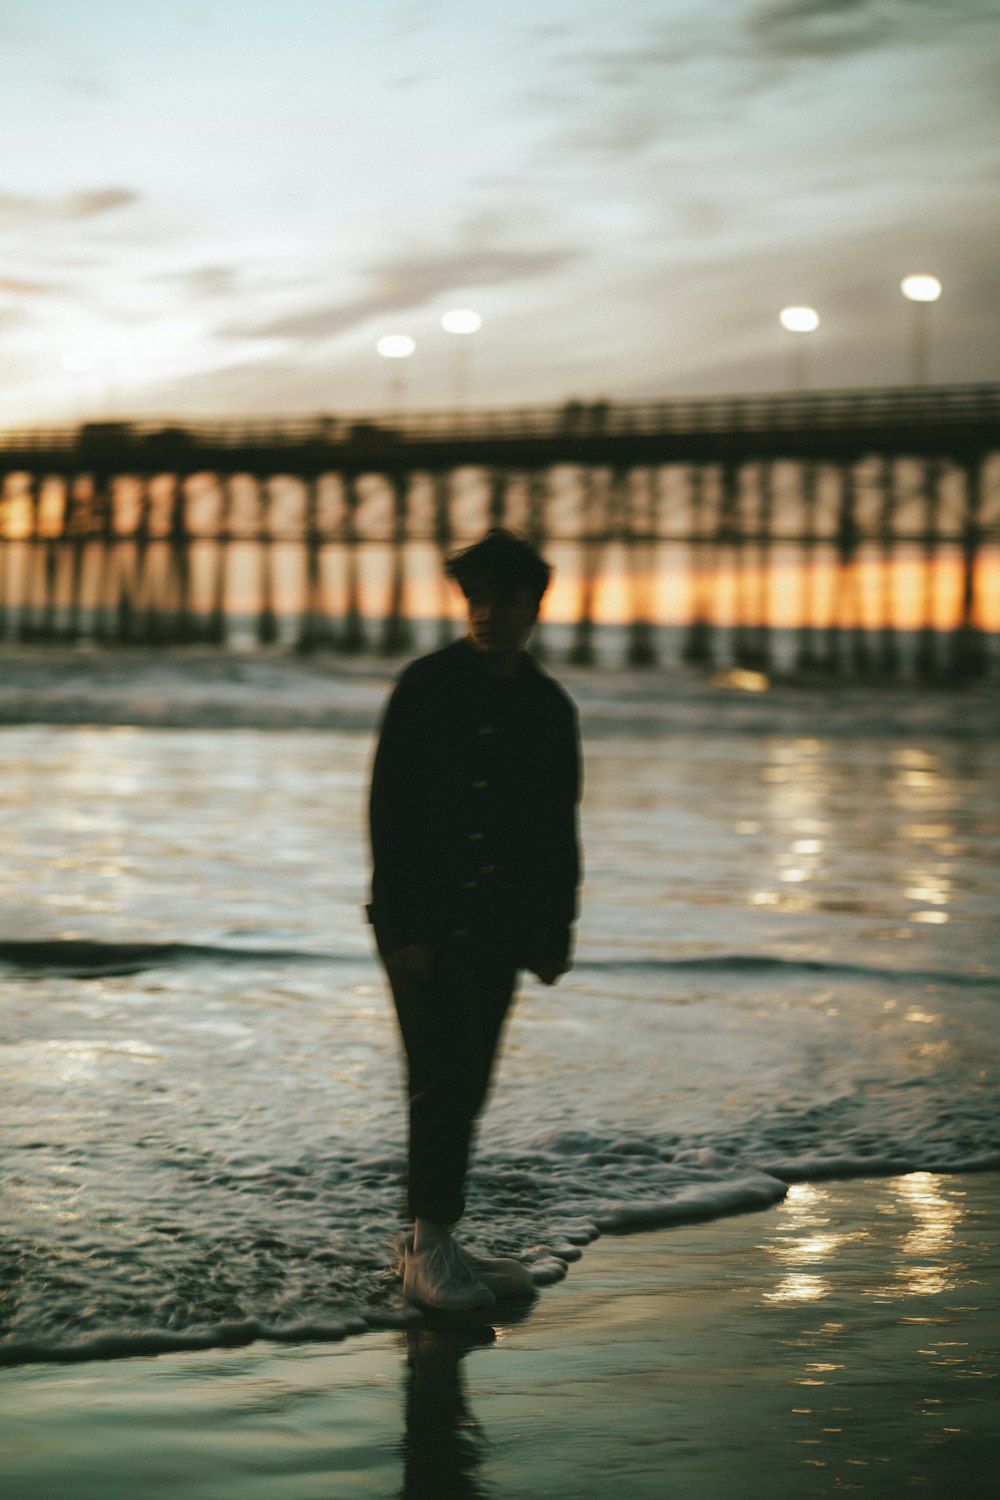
top-left (2, 1173), bottom-right (997, 1498)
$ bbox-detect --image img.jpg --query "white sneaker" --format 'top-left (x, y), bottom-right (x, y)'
top-left (457, 1244), bottom-right (538, 1302)
top-left (403, 1235), bottom-right (496, 1313)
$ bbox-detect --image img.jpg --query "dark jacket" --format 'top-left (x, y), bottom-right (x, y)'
top-left (368, 638), bottom-right (581, 971)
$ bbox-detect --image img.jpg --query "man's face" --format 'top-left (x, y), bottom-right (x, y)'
top-left (465, 583), bottom-right (539, 659)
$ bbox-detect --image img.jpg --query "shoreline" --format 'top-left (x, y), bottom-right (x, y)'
top-left (2, 1172), bottom-right (998, 1497)
top-left (0, 645), bottom-right (997, 737)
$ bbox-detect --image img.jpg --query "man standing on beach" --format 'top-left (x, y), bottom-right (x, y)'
top-left (368, 528), bottom-right (582, 1313)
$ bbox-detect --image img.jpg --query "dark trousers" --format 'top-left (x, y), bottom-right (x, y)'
top-left (382, 936), bottom-right (518, 1226)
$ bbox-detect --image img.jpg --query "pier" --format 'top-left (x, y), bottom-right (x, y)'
top-left (1, 383), bottom-right (997, 677)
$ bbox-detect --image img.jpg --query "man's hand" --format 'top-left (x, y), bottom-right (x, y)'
top-left (532, 958), bottom-right (568, 986)
top-left (387, 943), bottom-right (432, 976)
top-left (526, 922), bottom-right (572, 987)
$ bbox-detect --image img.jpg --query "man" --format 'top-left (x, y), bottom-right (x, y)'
top-left (368, 528), bottom-right (582, 1313)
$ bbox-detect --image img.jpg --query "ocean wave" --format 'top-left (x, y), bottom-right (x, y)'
top-left (2, 653), bottom-right (998, 739)
top-left (576, 954), bottom-right (1000, 990)
top-left (2, 940), bottom-right (995, 991)
top-left (0, 939), bottom-right (346, 977)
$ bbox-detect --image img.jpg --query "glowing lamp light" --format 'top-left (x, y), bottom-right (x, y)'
top-left (376, 334), bottom-right (416, 359)
top-left (441, 309), bottom-right (482, 334)
top-left (901, 274), bottom-right (942, 304)
top-left (779, 306), bottom-right (820, 333)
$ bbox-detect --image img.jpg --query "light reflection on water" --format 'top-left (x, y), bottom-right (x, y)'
top-left (891, 1171), bottom-right (965, 1298)
top-left (746, 1173), bottom-right (998, 1489)
top-left (1, 723), bottom-right (998, 973)
top-left (759, 1173), bottom-right (970, 1311)
top-left (582, 730), bottom-right (998, 970)
top-left (762, 1184), bottom-right (853, 1305)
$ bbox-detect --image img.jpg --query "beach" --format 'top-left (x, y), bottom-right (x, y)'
top-left (1, 647), bottom-right (998, 1494)
top-left (2, 1175), bottom-right (998, 1498)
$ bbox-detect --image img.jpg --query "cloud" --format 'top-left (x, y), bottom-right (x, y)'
top-left (0, 275), bottom-right (54, 296)
top-left (753, 0), bottom-right (873, 21)
top-left (369, 239), bottom-right (580, 308)
top-left (748, 1), bottom-right (891, 57)
top-left (513, 17), bottom-right (762, 167)
top-left (228, 236), bottom-right (581, 343)
top-left (548, 30), bottom-right (713, 86)
top-left (389, 69), bottom-right (435, 90)
top-left (0, 187), bottom-right (139, 227)
top-left (745, 0), bottom-right (978, 58)
top-left (53, 70), bottom-right (113, 98)
top-left (133, 341), bottom-right (359, 419)
top-left (64, 188), bottom-right (139, 219)
top-left (536, 99), bottom-right (669, 161)
top-left (157, 264), bottom-right (241, 299)
top-left (0, 192), bottom-right (43, 227)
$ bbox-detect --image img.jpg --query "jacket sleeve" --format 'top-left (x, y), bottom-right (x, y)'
top-left (525, 696), bottom-right (582, 972)
top-left (552, 699), bottom-right (582, 930)
top-left (368, 672), bottom-right (435, 952)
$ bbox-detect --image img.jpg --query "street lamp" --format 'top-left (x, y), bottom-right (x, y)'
top-left (61, 347), bottom-right (100, 423)
top-left (779, 306), bottom-right (820, 392)
top-left (376, 334), bottom-right (416, 418)
top-left (900, 274), bottom-right (942, 385)
top-left (441, 309), bottom-right (482, 413)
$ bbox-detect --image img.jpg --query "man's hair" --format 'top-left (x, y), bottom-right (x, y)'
top-left (445, 528), bottom-right (553, 608)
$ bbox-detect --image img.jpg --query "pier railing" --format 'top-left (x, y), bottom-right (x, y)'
top-left (2, 381), bottom-right (998, 452)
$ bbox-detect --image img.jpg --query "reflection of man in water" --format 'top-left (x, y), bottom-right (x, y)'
top-left (400, 1326), bottom-right (493, 1499)
top-left (369, 529), bottom-right (582, 1312)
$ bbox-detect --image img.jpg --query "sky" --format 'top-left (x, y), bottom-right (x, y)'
top-left (0, 0), bottom-right (998, 423)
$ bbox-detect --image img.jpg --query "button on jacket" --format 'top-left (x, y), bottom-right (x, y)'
top-left (368, 638), bottom-right (582, 969)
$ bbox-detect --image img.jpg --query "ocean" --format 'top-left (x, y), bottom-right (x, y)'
top-left (1, 653), bottom-right (998, 1367)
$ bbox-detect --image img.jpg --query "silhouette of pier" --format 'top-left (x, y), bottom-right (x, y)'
top-left (1, 383), bottom-right (997, 678)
